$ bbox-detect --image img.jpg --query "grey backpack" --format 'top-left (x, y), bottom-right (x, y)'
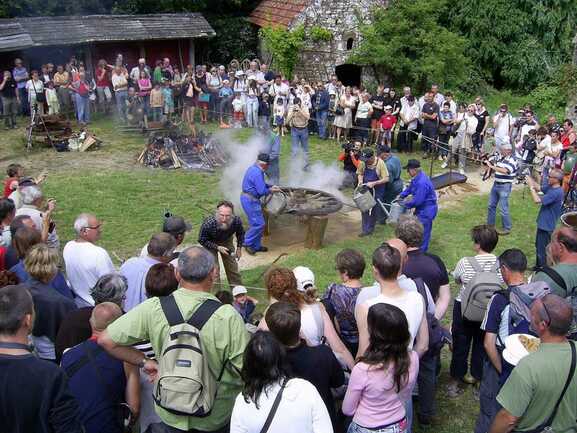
top-left (154, 295), bottom-right (223, 416)
top-left (461, 257), bottom-right (503, 322)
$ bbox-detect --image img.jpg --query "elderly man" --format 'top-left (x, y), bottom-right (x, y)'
top-left (526, 169), bottom-right (565, 268)
top-left (485, 143), bottom-right (518, 235)
top-left (198, 201), bottom-right (244, 287)
top-left (420, 92), bottom-right (440, 158)
top-left (140, 215), bottom-right (191, 260)
top-left (0, 285), bottom-right (83, 433)
top-left (63, 213), bottom-right (115, 307)
top-left (240, 153), bottom-right (280, 255)
top-left (313, 82), bottom-right (330, 140)
top-left (98, 246), bottom-right (249, 433)
top-left (399, 159), bottom-right (438, 251)
top-left (121, 233), bottom-right (176, 311)
top-left (489, 294), bottom-right (576, 433)
top-left (12, 58), bottom-right (29, 115)
top-left (357, 148), bottom-right (389, 237)
top-left (16, 184), bottom-right (59, 249)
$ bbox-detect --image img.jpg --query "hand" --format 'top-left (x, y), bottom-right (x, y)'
top-left (235, 247), bottom-right (242, 260)
top-left (365, 181), bottom-right (375, 189)
top-left (46, 198), bottom-right (56, 213)
top-left (349, 151), bottom-right (355, 158)
top-left (270, 185), bottom-right (281, 193)
top-left (217, 246), bottom-right (230, 256)
top-left (142, 359), bottom-right (159, 383)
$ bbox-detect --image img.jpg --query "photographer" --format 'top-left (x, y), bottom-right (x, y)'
top-left (338, 141), bottom-right (361, 188)
top-left (0, 71), bottom-right (19, 129)
top-left (357, 148), bottom-right (389, 237)
top-left (25, 70), bottom-right (45, 116)
top-left (287, 96), bottom-right (310, 169)
top-left (485, 143), bottom-right (518, 235)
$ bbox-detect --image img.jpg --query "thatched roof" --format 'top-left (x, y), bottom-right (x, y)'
top-left (0, 13), bottom-right (215, 52)
top-left (248, 0), bottom-right (311, 29)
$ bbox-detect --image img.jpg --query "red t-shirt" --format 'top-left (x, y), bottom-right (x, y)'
top-left (379, 114), bottom-right (397, 130)
top-left (3, 177), bottom-right (17, 198)
top-left (95, 67), bottom-right (111, 87)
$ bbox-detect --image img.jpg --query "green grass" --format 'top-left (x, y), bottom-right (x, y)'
top-left (0, 111), bottom-right (542, 433)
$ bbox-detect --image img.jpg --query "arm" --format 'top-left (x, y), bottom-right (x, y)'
top-left (403, 182), bottom-right (428, 208)
top-left (484, 333), bottom-right (502, 373)
top-left (488, 409), bottom-right (519, 433)
top-left (526, 176), bottom-right (543, 204)
top-left (123, 362), bottom-right (141, 420)
top-left (414, 302), bottom-right (429, 358)
top-left (0, 78), bottom-right (5, 90)
top-left (235, 218), bottom-right (245, 251)
top-left (434, 284), bottom-right (451, 320)
top-left (355, 303), bottom-right (369, 358)
top-left (321, 304), bottom-right (355, 370)
top-left (341, 365), bottom-right (364, 416)
top-left (197, 221), bottom-right (219, 251)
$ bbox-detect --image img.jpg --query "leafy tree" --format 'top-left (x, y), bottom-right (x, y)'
top-left (351, 0), bottom-right (472, 93)
top-left (446, 0), bottom-right (577, 89)
top-left (259, 25), bottom-right (305, 78)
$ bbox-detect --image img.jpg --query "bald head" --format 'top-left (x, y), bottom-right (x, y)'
top-left (385, 238), bottom-right (407, 270)
top-left (532, 294), bottom-right (573, 337)
top-left (89, 302), bottom-right (122, 332)
top-left (550, 227), bottom-right (577, 264)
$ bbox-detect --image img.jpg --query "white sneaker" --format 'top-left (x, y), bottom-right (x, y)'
top-left (459, 169), bottom-right (465, 175)
top-left (441, 161), bottom-right (448, 169)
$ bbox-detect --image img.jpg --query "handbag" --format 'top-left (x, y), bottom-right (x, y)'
top-left (335, 106), bottom-right (344, 116)
top-left (259, 378), bottom-right (288, 433)
top-left (199, 93), bottom-right (210, 103)
top-left (514, 341), bottom-right (575, 433)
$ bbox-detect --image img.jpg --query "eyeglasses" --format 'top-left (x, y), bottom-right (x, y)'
top-left (85, 224), bottom-right (102, 231)
top-left (541, 301), bottom-right (552, 326)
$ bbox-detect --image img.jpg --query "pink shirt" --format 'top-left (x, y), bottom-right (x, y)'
top-left (342, 351), bottom-right (419, 428)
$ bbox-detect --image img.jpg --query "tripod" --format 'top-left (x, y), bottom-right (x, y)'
top-left (25, 81), bottom-right (54, 151)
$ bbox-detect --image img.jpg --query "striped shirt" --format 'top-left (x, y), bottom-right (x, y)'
top-left (494, 155), bottom-right (518, 183)
top-left (453, 254), bottom-right (503, 301)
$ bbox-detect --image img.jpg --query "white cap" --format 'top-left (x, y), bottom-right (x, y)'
top-left (232, 285), bottom-right (247, 297)
top-left (293, 266), bottom-right (315, 292)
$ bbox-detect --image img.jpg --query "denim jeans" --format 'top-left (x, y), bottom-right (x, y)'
top-left (535, 228), bottom-right (552, 268)
top-left (115, 89), bottom-right (128, 121)
top-left (291, 126), bottom-right (309, 168)
top-left (348, 418), bottom-right (407, 433)
top-left (473, 356), bottom-right (502, 433)
top-left (258, 115), bottom-right (270, 130)
top-left (2, 97), bottom-right (17, 127)
top-left (416, 353), bottom-right (438, 419)
top-left (74, 93), bottom-right (90, 123)
top-left (487, 182), bottom-right (512, 231)
top-left (18, 87), bottom-right (28, 115)
top-left (316, 109), bottom-right (328, 138)
top-left (245, 96), bottom-right (259, 127)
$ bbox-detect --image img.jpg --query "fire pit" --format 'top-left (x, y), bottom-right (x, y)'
top-left (263, 187), bottom-right (343, 249)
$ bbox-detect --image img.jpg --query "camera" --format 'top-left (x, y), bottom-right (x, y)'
top-left (342, 141), bottom-right (355, 152)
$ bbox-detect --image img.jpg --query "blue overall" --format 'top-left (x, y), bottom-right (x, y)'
top-left (399, 170), bottom-right (438, 251)
top-left (379, 155), bottom-right (404, 224)
top-left (241, 164), bottom-right (270, 250)
top-left (361, 165), bottom-right (385, 235)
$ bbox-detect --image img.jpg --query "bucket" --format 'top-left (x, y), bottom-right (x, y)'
top-left (263, 192), bottom-right (287, 216)
top-left (561, 211), bottom-right (577, 230)
top-left (386, 200), bottom-right (405, 224)
top-left (353, 185), bottom-right (376, 212)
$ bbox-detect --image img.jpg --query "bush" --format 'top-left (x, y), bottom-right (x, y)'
top-left (309, 26), bottom-right (332, 42)
top-left (259, 25), bottom-right (305, 78)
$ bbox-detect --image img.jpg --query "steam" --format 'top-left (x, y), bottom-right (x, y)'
top-left (217, 130), bottom-right (346, 206)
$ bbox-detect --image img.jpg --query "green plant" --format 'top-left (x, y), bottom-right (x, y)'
top-left (309, 26), bottom-right (332, 42)
top-left (259, 25), bottom-right (305, 78)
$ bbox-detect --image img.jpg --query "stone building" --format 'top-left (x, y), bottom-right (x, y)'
top-left (249, 0), bottom-right (387, 86)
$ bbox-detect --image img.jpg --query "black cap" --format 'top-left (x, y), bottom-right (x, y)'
top-left (257, 153), bottom-right (270, 163)
top-left (18, 177), bottom-right (36, 187)
top-left (403, 159), bottom-right (421, 170)
top-left (377, 145), bottom-right (391, 154)
top-left (360, 148), bottom-right (374, 161)
top-left (163, 216), bottom-right (192, 235)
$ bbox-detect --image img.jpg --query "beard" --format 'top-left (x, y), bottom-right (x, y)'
top-left (218, 220), bottom-right (232, 231)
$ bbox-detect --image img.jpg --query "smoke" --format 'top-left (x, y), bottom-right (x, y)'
top-left (218, 130), bottom-right (346, 205)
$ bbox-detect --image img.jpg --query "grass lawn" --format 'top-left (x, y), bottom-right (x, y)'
top-left (0, 113), bottom-right (542, 433)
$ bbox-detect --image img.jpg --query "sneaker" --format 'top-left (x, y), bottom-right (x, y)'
top-left (258, 246), bottom-right (269, 252)
top-left (463, 374), bottom-right (478, 385)
top-left (245, 246), bottom-right (257, 255)
top-left (358, 232), bottom-right (373, 238)
top-left (438, 155), bottom-right (443, 161)
top-left (441, 161), bottom-right (448, 169)
top-left (497, 230), bottom-right (511, 236)
top-left (459, 168), bottom-right (465, 175)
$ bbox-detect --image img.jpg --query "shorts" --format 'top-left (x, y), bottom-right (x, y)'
top-left (371, 118), bottom-right (381, 130)
top-left (274, 115), bottom-right (284, 126)
top-left (183, 96), bottom-right (195, 107)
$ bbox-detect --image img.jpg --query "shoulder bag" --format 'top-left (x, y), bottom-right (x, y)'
top-left (259, 378), bottom-right (288, 433)
top-left (515, 341), bottom-right (575, 433)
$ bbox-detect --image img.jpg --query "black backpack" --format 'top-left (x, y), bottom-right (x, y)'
top-left (414, 277), bottom-right (446, 355)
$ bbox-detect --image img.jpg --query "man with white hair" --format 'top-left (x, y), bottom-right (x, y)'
top-left (63, 213), bottom-right (115, 306)
top-left (121, 232), bottom-right (176, 311)
top-left (485, 143), bottom-right (518, 235)
top-left (15, 184), bottom-right (59, 249)
top-left (130, 58), bottom-right (150, 84)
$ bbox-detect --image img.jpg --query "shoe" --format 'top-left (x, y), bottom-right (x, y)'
top-left (417, 415), bottom-right (433, 426)
top-left (440, 161), bottom-right (448, 169)
top-left (258, 246), bottom-right (269, 252)
top-left (358, 232), bottom-right (372, 238)
top-left (497, 230), bottom-right (511, 236)
top-left (438, 155), bottom-right (443, 161)
top-left (245, 247), bottom-right (257, 255)
top-left (463, 374), bottom-right (478, 385)
top-left (423, 153), bottom-right (429, 159)
top-left (459, 169), bottom-right (465, 175)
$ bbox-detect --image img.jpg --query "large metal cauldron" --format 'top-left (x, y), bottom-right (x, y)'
top-left (264, 187), bottom-right (343, 216)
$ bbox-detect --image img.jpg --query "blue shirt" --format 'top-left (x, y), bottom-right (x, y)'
top-left (219, 87), bottom-right (233, 98)
top-left (537, 181), bottom-right (564, 232)
top-left (261, 132), bottom-right (281, 160)
top-left (400, 170), bottom-right (437, 210)
top-left (242, 164), bottom-right (270, 198)
top-left (13, 66), bottom-right (28, 89)
top-left (120, 256), bottom-right (161, 311)
top-left (10, 260), bottom-right (74, 300)
top-left (383, 155), bottom-right (403, 190)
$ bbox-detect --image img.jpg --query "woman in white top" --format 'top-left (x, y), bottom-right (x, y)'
top-left (355, 93), bottom-right (373, 144)
top-left (26, 70), bottom-right (45, 115)
top-left (258, 267), bottom-right (355, 369)
top-left (448, 224), bottom-right (503, 398)
top-left (334, 86), bottom-right (356, 142)
top-left (230, 331), bottom-right (333, 433)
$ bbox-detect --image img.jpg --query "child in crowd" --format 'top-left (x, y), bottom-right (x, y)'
top-left (149, 82), bottom-right (164, 122)
top-left (273, 96), bottom-right (285, 136)
top-left (379, 105), bottom-right (397, 146)
top-left (162, 79), bottom-right (174, 121)
top-left (438, 101), bottom-right (455, 161)
top-left (232, 92), bottom-right (245, 128)
top-left (45, 81), bottom-right (60, 115)
top-left (218, 80), bottom-right (234, 128)
top-left (258, 93), bottom-right (271, 130)
top-left (232, 286), bottom-right (256, 323)
top-left (4, 164), bottom-right (23, 198)
top-left (137, 70), bottom-right (152, 120)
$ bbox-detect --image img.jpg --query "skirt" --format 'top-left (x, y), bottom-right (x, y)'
top-left (334, 108), bottom-right (352, 129)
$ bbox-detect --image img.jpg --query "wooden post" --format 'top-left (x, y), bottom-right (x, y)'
top-left (189, 39), bottom-right (195, 67)
top-left (304, 216), bottom-right (328, 249)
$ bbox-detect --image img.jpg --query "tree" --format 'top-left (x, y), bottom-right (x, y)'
top-left (259, 25), bottom-right (305, 79)
top-left (351, 0), bottom-right (472, 93)
top-left (446, 0), bottom-right (577, 90)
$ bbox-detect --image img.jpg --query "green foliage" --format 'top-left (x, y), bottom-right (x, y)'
top-left (309, 26), bottom-right (332, 43)
top-left (202, 15), bottom-right (258, 64)
top-left (351, 0), bottom-right (472, 93)
top-left (446, 0), bottom-right (577, 90)
top-left (259, 25), bottom-right (305, 78)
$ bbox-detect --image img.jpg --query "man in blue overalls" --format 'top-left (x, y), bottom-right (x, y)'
top-left (377, 144), bottom-right (404, 224)
top-left (399, 159), bottom-right (438, 251)
top-left (241, 153), bottom-right (280, 255)
top-left (357, 148), bottom-right (389, 237)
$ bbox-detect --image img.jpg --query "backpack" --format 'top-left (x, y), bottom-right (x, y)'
top-left (461, 257), bottom-right (504, 322)
top-left (537, 266), bottom-right (577, 337)
top-left (154, 295), bottom-right (224, 416)
top-left (414, 277), bottom-right (446, 355)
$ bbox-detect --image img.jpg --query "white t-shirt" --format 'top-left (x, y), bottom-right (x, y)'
top-left (493, 113), bottom-right (513, 139)
top-left (63, 240), bottom-right (116, 306)
top-left (453, 253), bottom-right (503, 301)
top-left (300, 303), bottom-right (324, 346)
top-left (16, 205), bottom-right (59, 250)
top-left (364, 290), bottom-right (424, 350)
top-left (230, 378), bottom-right (333, 433)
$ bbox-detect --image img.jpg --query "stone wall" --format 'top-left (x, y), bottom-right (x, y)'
top-left (288, 0), bottom-right (387, 83)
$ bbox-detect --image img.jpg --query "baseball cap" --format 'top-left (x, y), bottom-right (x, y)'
top-left (163, 215), bottom-right (192, 234)
top-left (360, 148), bottom-right (374, 161)
top-left (403, 159), bottom-right (421, 170)
top-left (293, 266), bottom-right (315, 292)
top-left (232, 285), bottom-right (248, 297)
top-left (257, 153), bottom-right (270, 163)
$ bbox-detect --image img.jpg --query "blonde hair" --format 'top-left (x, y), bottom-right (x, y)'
top-left (24, 244), bottom-right (59, 283)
